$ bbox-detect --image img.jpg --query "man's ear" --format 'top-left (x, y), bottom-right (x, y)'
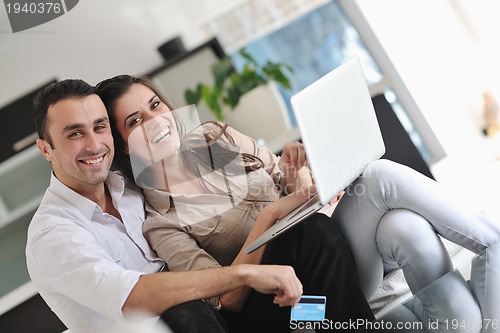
top-left (36, 138), bottom-right (52, 161)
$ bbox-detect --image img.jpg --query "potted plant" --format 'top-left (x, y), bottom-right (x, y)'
top-left (184, 48), bottom-right (294, 121)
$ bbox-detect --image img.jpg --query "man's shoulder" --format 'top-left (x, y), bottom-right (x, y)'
top-left (30, 189), bottom-right (88, 231)
top-left (30, 175), bottom-right (97, 233)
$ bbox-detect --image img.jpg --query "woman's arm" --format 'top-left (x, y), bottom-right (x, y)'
top-left (220, 187), bottom-right (314, 311)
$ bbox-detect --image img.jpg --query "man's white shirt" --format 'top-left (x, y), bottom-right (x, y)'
top-left (26, 172), bottom-right (165, 333)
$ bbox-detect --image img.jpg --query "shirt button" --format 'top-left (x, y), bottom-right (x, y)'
top-left (208, 222), bottom-right (214, 228)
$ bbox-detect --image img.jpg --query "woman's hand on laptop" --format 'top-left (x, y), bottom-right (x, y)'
top-left (279, 142), bottom-right (313, 193)
top-left (279, 141), bottom-right (308, 171)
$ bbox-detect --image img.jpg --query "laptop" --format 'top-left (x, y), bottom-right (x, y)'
top-left (244, 56), bottom-right (386, 254)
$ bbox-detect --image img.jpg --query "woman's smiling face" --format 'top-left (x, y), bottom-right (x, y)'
top-left (112, 83), bottom-right (181, 163)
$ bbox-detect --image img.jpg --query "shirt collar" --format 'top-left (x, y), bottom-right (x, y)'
top-left (143, 188), bottom-right (172, 215)
top-left (49, 171), bottom-right (126, 220)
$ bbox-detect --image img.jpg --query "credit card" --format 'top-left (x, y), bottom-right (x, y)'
top-left (290, 295), bottom-right (326, 321)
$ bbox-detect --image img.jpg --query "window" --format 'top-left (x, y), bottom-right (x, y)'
top-left (200, 0), bottom-right (444, 164)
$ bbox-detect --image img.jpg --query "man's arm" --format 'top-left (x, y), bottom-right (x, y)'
top-left (123, 264), bottom-right (302, 316)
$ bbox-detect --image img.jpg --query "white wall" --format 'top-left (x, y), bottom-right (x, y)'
top-left (355, 0), bottom-right (500, 159)
top-left (0, 0), bottom-right (235, 106)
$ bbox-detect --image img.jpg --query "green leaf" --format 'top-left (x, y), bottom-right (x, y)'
top-left (225, 84), bottom-right (242, 108)
top-left (239, 48), bottom-right (258, 66)
top-left (212, 56), bottom-right (233, 88)
top-left (184, 83), bottom-right (203, 105)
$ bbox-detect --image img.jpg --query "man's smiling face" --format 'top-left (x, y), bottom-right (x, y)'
top-left (38, 94), bottom-right (114, 192)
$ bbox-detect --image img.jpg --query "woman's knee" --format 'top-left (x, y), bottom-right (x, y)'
top-left (347, 159), bottom-right (399, 197)
top-left (359, 159), bottom-right (412, 190)
top-left (362, 159), bottom-right (397, 180)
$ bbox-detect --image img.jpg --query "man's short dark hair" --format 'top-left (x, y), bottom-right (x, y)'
top-left (33, 79), bottom-right (95, 146)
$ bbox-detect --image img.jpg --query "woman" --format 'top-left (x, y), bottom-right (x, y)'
top-left (96, 75), bottom-right (500, 332)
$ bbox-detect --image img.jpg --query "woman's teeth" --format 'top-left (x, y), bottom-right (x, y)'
top-left (152, 127), bottom-right (171, 144)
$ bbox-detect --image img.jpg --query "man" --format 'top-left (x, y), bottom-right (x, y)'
top-left (26, 79), bottom-right (302, 333)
